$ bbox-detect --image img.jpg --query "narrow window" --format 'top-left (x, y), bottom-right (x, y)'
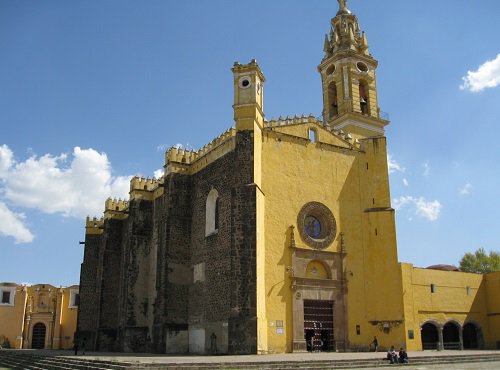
top-left (205, 189), bottom-right (219, 236)
top-left (74, 293), bottom-right (80, 306)
top-left (214, 198), bottom-right (220, 230)
top-left (309, 128), bottom-right (317, 143)
top-left (466, 286), bottom-right (471, 296)
top-left (431, 284), bottom-right (436, 293)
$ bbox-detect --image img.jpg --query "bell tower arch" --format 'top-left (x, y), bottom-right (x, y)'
top-left (318, 0), bottom-right (388, 138)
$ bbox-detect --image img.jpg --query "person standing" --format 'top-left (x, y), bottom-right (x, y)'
top-left (371, 336), bottom-right (378, 352)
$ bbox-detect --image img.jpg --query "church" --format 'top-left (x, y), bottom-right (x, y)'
top-left (77, 1), bottom-right (500, 354)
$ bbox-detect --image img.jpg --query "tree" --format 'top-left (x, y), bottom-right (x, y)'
top-left (459, 248), bottom-right (500, 274)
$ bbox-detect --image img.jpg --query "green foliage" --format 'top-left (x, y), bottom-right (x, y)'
top-left (459, 248), bottom-right (500, 274)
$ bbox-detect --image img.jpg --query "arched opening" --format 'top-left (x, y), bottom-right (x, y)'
top-left (32, 322), bottom-right (46, 349)
top-left (359, 81), bottom-right (369, 115)
top-left (328, 82), bottom-right (338, 118)
top-left (205, 189), bottom-right (219, 236)
top-left (463, 322), bottom-right (479, 349)
top-left (443, 322), bottom-right (460, 350)
top-left (305, 260), bottom-right (329, 279)
top-left (303, 300), bottom-right (334, 352)
top-left (421, 322), bottom-right (439, 350)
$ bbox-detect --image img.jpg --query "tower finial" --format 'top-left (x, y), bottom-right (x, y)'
top-left (337, 0), bottom-right (351, 15)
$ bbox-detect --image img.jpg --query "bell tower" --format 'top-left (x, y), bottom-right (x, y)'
top-left (319, 0), bottom-right (388, 138)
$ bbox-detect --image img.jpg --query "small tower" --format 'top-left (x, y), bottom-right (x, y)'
top-left (232, 59), bottom-right (265, 131)
top-left (318, 0), bottom-right (388, 138)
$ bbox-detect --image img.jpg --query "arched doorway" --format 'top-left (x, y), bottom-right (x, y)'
top-left (32, 322), bottom-right (46, 349)
top-left (463, 323), bottom-right (479, 349)
top-left (421, 322), bottom-right (439, 350)
top-left (303, 300), bottom-right (335, 352)
top-left (443, 322), bottom-right (460, 350)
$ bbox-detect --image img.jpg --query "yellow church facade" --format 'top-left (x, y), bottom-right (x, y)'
top-left (0, 283), bottom-right (78, 350)
top-left (77, 1), bottom-right (500, 354)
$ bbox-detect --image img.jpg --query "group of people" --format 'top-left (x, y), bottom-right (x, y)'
top-left (371, 336), bottom-right (409, 364)
top-left (387, 345), bottom-right (409, 364)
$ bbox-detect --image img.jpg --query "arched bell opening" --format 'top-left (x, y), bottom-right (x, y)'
top-left (328, 82), bottom-right (338, 118)
top-left (359, 80), bottom-right (369, 115)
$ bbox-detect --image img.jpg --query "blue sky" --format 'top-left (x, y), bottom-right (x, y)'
top-left (1, 0), bottom-right (499, 286)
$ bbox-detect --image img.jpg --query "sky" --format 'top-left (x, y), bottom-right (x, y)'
top-left (1, 0), bottom-right (499, 286)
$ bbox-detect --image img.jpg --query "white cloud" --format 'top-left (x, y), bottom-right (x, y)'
top-left (1, 145), bottom-right (131, 219)
top-left (393, 195), bottom-right (442, 221)
top-left (459, 183), bottom-right (472, 195)
top-left (403, 178), bottom-right (409, 186)
top-left (0, 144), bottom-right (14, 179)
top-left (422, 162), bottom-right (430, 177)
top-left (153, 169), bottom-right (164, 179)
top-left (414, 197), bottom-right (441, 221)
top-left (460, 53), bottom-right (500, 92)
top-left (387, 153), bottom-right (404, 174)
top-left (0, 202), bottom-right (34, 243)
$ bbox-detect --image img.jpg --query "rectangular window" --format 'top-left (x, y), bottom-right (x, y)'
top-left (0, 287), bottom-right (15, 305)
top-left (408, 330), bottom-right (414, 339)
top-left (431, 284), bottom-right (436, 293)
top-left (69, 289), bottom-right (80, 308)
top-left (1, 291), bottom-right (10, 304)
top-left (466, 286), bottom-right (471, 296)
top-left (309, 129), bottom-right (317, 143)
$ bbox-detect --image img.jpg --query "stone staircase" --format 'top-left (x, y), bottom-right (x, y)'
top-left (1, 350), bottom-right (500, 370)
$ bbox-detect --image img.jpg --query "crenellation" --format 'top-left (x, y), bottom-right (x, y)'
top-left (164, 128), bottom-right (236, 175)
top-left (85, 216), bottom-right (104, 235)
top-left (103, 197), bottom-right (129, 220)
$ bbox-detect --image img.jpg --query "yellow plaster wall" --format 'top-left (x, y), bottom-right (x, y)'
top-left (0, 283), bottom-right (78, 350)
top-left (260, 124), bottom-right (403, 352)
top-left (59, 286), bottom-right (78, 349)
top-left (485, 272), bottom-right (500, 348)
top-left (401, 264), bottom-right (490, 350)
top-left (0, 284), bottom-right (27, 349)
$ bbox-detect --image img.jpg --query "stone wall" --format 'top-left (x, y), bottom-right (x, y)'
top-left (78, 130), bottom-right (258, 354)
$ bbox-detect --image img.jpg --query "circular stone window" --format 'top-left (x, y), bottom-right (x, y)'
top-left (326, 64), bottom-right (336, 75)
top-left (239, 77), bottom-right (251, 88)
top-left (297, 202), bottom-right (336, 249)
top-left (356, 61), bottom-right (369, 72)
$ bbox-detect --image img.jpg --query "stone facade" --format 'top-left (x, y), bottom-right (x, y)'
top-left (78, 130), bottom-right (258, 354)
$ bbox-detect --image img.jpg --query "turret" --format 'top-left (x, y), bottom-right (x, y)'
top-left (318, 0), bottom-right (388, 139)
top-left (232, 59), bottom-right (265, 131)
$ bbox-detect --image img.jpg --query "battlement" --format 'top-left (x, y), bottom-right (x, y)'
top-left (263, 113), bottom-right (360, 149)
top-left (129, 176), bottom-right (163, 201)
top-left (165, 128), bottom-right (236, 175)
top-left (264, 113), bottom-right (322, 128)
top-left (104, 197), bottom-right (129, 219)
top-left (85, 216), bottom-right (104, 235)
top-left (130, 176), bottom-right (161, 192)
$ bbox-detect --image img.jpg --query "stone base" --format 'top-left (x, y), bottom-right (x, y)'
top-left (293, 339), bottom-right (307, 352)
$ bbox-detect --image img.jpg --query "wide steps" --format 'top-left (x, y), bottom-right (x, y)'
top-left (1, 351), bottom-right (500, 370)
